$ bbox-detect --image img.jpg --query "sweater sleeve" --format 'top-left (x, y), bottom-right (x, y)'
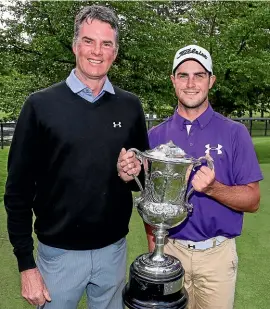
top-left (4, 95), bottom-right (39, 272)
top-left (127, 98), bottom-right (149, 192)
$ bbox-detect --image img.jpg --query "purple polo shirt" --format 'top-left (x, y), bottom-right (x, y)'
top-left (148, 105), bottom-right (263, 241)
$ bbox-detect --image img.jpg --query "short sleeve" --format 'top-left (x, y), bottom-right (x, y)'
top-left (232, 124), bottom-right (263, 185)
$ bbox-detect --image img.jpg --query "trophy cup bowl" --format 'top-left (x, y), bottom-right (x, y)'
top-left (123, 141), bottom-right (214, 309)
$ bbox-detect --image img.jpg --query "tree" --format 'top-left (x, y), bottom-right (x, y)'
top-left (0, 1), bottom-right (190, 118)
top-left (184, 1), bottom-right (270, 115)
top-left (0, 1), bottom-right (270, 119)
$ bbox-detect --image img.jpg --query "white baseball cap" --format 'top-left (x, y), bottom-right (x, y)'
top-left (172, 45), bottom-right (213, 74)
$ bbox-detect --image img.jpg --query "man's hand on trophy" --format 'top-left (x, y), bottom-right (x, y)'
top-left (117, 148), bottom-right (142, 182)
top-left (191, 166), bottom-right (216, 194)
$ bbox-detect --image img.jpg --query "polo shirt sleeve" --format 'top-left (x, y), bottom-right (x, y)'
top-left (148, 127), bottom-right (160, 149)
top-left (232, 123), bottom-right (263, 185)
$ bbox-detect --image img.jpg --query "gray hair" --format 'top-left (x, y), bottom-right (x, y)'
top-left (73, 5), bottom-right (119, 46)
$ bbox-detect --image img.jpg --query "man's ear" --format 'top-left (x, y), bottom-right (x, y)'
top-left (113, 46), bottom-right (118, 61)
top-left (170, 74), bottom-right (176, 88)
top-left (72, 42), bottom-right (77, 55)
top-left (209, 75), bottom-right (216, 89)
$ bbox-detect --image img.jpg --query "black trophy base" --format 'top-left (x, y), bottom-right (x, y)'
top-left (123, 262), bottom-right (188, 309)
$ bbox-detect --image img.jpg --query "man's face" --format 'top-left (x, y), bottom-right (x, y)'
top-left (72, 19), bottom-right (118, 81)
top-left (171, 60), bottom-right (216, 109)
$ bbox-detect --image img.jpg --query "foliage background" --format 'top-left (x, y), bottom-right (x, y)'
top-left (0, 1), bottom-right (270, 120)
top-left (1, 2), bottom-right (270, 308)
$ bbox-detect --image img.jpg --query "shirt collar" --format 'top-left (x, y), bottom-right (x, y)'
top-left (172, 104), bottom-right (214, 130)
top-left (196, 104), bottom-right (215, 128)
top-left (66, 69), bottom-right (115, 95)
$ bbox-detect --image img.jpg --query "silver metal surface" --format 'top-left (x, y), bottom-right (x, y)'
top-left (128, 141), bottom-right (214, 285)
top-left (133, 251), bottom-right (183, 279)
top-left (164, 278), bottom-right (184, 295)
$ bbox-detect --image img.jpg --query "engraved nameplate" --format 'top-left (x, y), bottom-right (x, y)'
top-left (163, 277), bottom-right (184, 295)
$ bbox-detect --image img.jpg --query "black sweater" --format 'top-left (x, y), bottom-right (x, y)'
top-left (4, 81), bottom-right (149, 272)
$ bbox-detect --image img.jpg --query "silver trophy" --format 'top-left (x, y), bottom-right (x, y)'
top-left (123, 141), bottom-right (214, 309)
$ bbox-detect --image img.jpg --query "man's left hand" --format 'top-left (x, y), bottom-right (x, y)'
top-left (191, 166), bottom-right (215, 194)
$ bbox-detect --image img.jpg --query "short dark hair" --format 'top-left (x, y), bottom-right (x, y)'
top-left (73, 5), bottom-right (119, 46)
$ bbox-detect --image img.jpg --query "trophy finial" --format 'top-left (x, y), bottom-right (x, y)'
top-left (148, 141), bottom-right (186, 159)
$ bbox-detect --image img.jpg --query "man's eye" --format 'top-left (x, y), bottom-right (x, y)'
top-left (195, 74), bottom-right (206, 79)
top-left (103, 42), bottom-right (112, 47)
top-left (84, 39), bottom-right (92, 44)
top-left (179, 75), bottom-right (188, 79)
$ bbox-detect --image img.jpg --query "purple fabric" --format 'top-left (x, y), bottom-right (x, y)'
top-left (148, 105), bottom-right (263, 241)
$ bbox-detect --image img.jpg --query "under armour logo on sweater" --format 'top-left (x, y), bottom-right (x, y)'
top-left (113, 122), bottom-right (122, 128)
top-left (205, 144), bottom-right (223, 155)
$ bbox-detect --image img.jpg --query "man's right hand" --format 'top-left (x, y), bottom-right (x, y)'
top-left (21, 268), bottom-right (51, 306)
top-left (117, 148), bottom-right (142, 182)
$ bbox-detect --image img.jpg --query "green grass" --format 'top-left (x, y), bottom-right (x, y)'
top-left (0, 138), bottom-right (270, 309)
top-left (234, 163), bottom-right (270, 309)
top-left (253, 137), bottom-right (270, 164)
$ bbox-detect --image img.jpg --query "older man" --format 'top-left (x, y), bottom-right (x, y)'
top-left (5, 5), bottom-right (148, 309)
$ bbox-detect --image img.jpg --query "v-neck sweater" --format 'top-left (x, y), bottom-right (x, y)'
top-left (5, 81), bottom-right (149, 271)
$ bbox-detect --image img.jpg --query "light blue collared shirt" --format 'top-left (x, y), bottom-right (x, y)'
top-left (66, 69), bottom-right (115, 103)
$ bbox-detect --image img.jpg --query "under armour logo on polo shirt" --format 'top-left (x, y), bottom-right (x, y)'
top-left (113, 122), bottom-right (122, 128)
top-left (205, 144), bottom-right (223, 155)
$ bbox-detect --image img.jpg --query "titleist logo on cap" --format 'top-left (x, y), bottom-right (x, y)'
top-left (176, 48), bottom-right (208, 60)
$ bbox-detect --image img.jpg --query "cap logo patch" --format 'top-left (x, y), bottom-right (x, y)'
top-left (177, 48), bottom-right (208, 60)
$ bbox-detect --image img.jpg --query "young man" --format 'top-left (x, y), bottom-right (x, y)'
top-left (117, 45), bottom-right (263, 309)
top-left (5, 5), bottom-right (148, 309)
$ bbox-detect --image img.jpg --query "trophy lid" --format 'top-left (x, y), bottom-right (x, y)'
top-left (143, 141), bottom-right (192, 163)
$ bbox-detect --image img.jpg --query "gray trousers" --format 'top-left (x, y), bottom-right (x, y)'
top-left (36, 238), bottom-right (126, 309)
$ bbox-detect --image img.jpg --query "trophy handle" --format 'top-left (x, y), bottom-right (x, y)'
top-left (185, 155), bottom-right (214, 211)
top-left (127, 148), bottom-right (144, 192)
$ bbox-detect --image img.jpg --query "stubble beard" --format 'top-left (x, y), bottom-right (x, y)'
top-left (178, 93), bottom-right (208, 110)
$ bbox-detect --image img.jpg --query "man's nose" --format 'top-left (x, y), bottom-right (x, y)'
top-left (91, 43), bottom-right (102, 56)
top-left (186, 76), bottom-right (196, 88)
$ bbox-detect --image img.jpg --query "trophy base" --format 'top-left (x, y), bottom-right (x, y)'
top-left (123, 254), bottom-right (188, 309)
